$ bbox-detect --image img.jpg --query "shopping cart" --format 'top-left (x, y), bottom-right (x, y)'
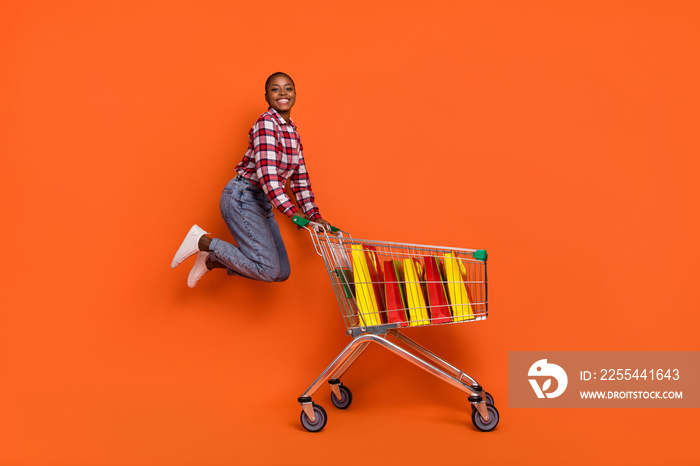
top-left (293, 216), bottom-right (498, 432)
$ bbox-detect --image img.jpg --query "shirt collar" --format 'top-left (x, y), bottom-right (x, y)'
top-left (267, 107), bottom-right (296, 128)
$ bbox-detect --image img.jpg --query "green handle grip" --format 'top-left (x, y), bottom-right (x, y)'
top-left (292, 215), bottom-right (340, 233)
top-left (473, 249), bottom-right (488, 261)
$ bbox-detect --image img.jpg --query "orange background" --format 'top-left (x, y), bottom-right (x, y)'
top-left (2, 1), bottom-right (699, 465)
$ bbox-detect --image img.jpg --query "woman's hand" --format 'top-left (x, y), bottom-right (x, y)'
top-left (294, 212), bottom-right (310, 229)
top-left (293, 214), bottom-right (336, 235)
top-left (316, 218), bottom-right (337, 235)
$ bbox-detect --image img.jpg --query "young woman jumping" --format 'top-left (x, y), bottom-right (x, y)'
top-left (171, 72), bottom-right (333, 287)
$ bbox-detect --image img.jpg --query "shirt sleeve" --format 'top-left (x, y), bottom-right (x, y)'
top-left (290, 144), bottom-right (321, 221)
top-left (252, 117), bottom-right (298, 217)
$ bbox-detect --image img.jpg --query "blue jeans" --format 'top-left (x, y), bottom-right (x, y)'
top-left (209, 176), bottom-right (291, 282)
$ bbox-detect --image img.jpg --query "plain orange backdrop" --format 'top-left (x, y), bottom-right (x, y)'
top-left (1, 1), bottom-right (699, 465)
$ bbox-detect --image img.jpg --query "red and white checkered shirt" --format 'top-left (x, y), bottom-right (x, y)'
top-left (235, 108), bottom-right (321, 220)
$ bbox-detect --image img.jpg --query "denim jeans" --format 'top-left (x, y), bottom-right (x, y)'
top-left (209, 176), bottom-right (291, 282)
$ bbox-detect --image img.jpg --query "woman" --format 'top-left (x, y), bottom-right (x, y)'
top-left (171, 72), bottom-right (333, 287)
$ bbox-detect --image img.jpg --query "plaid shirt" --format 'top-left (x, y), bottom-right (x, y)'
top-left (235, 108), bottom-right (321, 220)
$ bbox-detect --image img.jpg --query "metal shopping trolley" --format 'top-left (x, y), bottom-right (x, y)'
top-left (293, 216), bottom-right (498, 432)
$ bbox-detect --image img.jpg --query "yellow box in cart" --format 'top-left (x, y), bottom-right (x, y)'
top-left (443, 253), bottom-right (475, 322)
top-left (350, 244), bottom-right (383, 326)
top-left (402, 258), bottom-right (430, 327)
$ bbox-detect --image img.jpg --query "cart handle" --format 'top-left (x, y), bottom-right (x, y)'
top-left (292, 215), bottom-right (341, 233)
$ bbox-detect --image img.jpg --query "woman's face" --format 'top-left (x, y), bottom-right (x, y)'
top-left (265, 75), bottom-right (296, 118)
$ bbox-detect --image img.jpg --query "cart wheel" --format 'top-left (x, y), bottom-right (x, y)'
top-left (471, 391), bottom-right (495, 410)
top-left (300, 403), bottom-right (327, 433)
top-left (471, 404), bottom-right (499, 432)
top-left (330, 384), bottom-right (353, 409)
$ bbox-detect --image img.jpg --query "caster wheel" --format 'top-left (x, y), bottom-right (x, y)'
top-left (300, 403), bottom-right (327, 433)
top-left (331, 384), bottom-right (353, 410)
top-left (471, 403), bottom-right (499, 432)
top-left (471, 391), bottom-right (495, 409)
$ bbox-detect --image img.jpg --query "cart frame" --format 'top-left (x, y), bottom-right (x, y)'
top-left (293, 217), bottom-right (498, 432)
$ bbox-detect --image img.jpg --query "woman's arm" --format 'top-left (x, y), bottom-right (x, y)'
top-left (252, 117), bottom-right (300, 217)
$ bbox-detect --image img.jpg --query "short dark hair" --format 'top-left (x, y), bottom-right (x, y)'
top-left (265, 72), bottom-right (294, 92)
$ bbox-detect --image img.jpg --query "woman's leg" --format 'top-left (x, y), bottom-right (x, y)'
top-left (194, 237), bottom-right (227, 270)
top-left (266, 209), bottom-right (291, 282)
top-left (207, 179), bottom-right (288, 282)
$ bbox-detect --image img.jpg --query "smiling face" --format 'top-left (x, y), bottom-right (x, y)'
top-left (265, 75), bottom-right (296, 121)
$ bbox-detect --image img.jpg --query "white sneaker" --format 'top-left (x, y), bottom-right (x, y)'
top-left (188, 251), bottom-right (210, 288)
top-left (171, 224), bottom-right (209, 269)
